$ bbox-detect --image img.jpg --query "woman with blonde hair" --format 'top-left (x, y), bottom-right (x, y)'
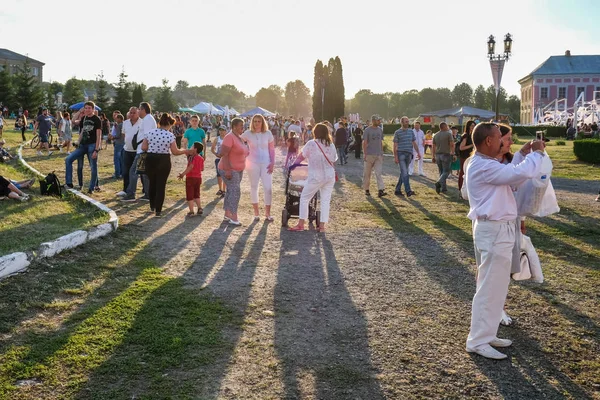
top-left (241, 113), bottom-right (275, 221)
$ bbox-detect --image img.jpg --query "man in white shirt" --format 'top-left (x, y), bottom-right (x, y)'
top-left (122, 103), bottom-right (155, 201)
top-left (118, 107), bottom-right (142, 198)
top-left (287, 120), bottom-right (302, 138)
top-left (409, 121), bottom-right (426, 176)
top-left (464, 122), bottom-right (545, 360)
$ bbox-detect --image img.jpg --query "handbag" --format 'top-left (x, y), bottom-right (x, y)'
top-left (315, 141), bottom-right (339, 182)
top-left (136, 152), bottom-right (148, 174)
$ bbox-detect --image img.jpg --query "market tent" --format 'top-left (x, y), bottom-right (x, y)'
top-left (419, 106), bottom-right (503, 119)
top-left (228, 107), bottom-right (240, 116)
top-left (178, 107), bottom-right (201, 114)
top-left (69, 102), bottom-right (101, 111)
top-left (191, 102), bottom-right (223, 115)
top-left (240, 107), bottom-right (275, 117)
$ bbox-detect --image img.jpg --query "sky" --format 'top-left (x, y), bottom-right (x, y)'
top-left (1, 0), bottom-right (599, 99)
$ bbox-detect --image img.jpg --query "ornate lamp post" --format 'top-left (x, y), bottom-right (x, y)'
top-left (487, 33), bottom-right (513, 121)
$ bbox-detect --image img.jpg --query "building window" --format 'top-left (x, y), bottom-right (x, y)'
top-left (577, 87), bottom-right (585, 97)
top-left (540, 87), bottom-right (548, 99)
top-left (32, 67), bottom-right (38, 76)
top-left (596, 87), bottom-right (600, 100)
top-left (558, 87), bottom-right (566, 98)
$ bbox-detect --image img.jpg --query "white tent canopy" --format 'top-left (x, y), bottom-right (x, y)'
top-left (191, 102), bottom-right (223, 115)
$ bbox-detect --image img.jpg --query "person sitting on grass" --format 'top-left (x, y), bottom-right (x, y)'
top-left (0, 175), bottom-right (31, 202)
top-left (178, 141), bottom-right (205, 217)
top-left (0, 139), bottom-right (15, 162)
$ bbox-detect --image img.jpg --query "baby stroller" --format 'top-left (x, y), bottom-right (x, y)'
top-left (282, 163), bottom-right (320, 227)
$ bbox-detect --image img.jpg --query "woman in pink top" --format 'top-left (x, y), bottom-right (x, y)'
top-left (218, 118), bottom-right (249, 226)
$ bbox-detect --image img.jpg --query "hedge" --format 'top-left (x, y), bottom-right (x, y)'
top-left (573, 139), bottom-right (600, 164)
top-left (382, 124), bottom-right (567, 137)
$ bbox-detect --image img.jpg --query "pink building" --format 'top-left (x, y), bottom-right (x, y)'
top-left (518, 51), bottom-right (600, 124)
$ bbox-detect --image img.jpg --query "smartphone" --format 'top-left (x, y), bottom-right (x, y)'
top-left (536, 131), bottom-right (544, 141)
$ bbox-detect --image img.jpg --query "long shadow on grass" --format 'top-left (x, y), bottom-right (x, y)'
top-left (348, 180), bottom-right (595, 399)
top-left (274, 232), bottom-right (384, 399)
top-left (552, 177), bottom-right (599, 195)
top-left (526, 225), bottom-right (599, 271)
top-left (0, 200), bottom-right (221, 397)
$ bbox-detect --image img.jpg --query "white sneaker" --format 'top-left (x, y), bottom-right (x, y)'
top-left (37, 151), bottom-right (42, 156)
top-left (490, 338), bottom-right (513, 348)
top-left (596, 195), bottom-right (600, 202)
top-left (228, 219), bottom-right (242, 226)
top-left (48, 151), bottom-right (53, 156)
top-left (116, 191), bottom-right (127, 197)
top-left (467, 344), bottom-right (507, 360)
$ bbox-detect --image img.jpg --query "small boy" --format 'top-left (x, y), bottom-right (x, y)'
top-left (178, 141), bottom-right (204, 217)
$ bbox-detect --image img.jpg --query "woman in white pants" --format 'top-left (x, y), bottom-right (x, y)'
top-left (409, 121), bottom-right (426, 176)
top-left (288, 123), bottom-right (337, 233)
top-left (241, 114), bottom-right (275, 221)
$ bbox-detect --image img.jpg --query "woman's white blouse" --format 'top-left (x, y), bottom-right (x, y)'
top-left (302, 139), bottom-right (338, 182)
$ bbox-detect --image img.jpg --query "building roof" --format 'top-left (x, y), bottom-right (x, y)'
top-left (519, 54), bottom-right (600, 83)
top-left (0, 48), bottom-right (45, 65)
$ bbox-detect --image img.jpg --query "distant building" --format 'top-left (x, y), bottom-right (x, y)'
top-left (0, 48), bottom-right (45, 83)
top-left (518, 51), bottom-right (600, 124)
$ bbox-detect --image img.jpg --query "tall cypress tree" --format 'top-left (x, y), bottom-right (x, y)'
top-left (312, 60), bottom-right (325, 122)
top-left (155, 79), bottom-right (177, 112)
top-left (333, 56), bottom-right (345, 120)
top-left (13, 59), bottom-right (43, 112)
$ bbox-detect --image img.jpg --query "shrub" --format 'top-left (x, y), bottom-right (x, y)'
top-left (555, 140), bottom-right (566, 146)
top-left (573, 139), bottom-right (600, 163)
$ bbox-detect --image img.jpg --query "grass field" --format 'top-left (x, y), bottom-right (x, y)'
top-left (0, 125), bottom-right (109, 255)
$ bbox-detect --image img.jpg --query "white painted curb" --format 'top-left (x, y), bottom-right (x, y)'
top-left (0, 144), bottom-right (120, 280)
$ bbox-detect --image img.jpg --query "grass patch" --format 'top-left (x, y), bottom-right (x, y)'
top-left (0, 265), bottom-right (237, 399)
top-left (0, 129), bottom-right (110, 255)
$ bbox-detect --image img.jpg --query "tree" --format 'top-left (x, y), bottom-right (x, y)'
top-left (452, 83), bottom-right (474, 107)
top-left (44, 89), bottom-right (57, 114)
top-left (95, 71), bottom-right (110, 111)
top-left (13, 59), bottom-right (43, 112)
top-left (154, 79), bottom-right (178, 112)
top-left (173, 80), bottom-right (189, 106)
top-left (63, 77), bottom-right (83, 107)
top-left (312, 60), bottom-right (326, 121)
top-left (112, 68), bottom-right (132, 114)
top-left (0, 65), bottom-right (14, 110)
top-left (330, 56), bottom-right (345, 120)
top-left (285, 80), bottom-right (311, 117)
top-left (473, 85), bottom-right (487, 109)
top-left (255, 87), bottom-right (279, 112)
top-left (505, 95), bottom-right (521, 123)
top-left (132, 84), bottom-right (144, 105)
top-left (485, 85), bottom-right (507, 114)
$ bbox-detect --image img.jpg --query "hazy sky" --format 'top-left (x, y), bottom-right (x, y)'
top-left (1, 0), bottom-right (599, 98)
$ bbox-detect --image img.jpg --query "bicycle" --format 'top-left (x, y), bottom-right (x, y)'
top-left (30, 131), bottom-right (55, 149)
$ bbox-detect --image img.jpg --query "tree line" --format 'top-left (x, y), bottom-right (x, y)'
top-left (346, 83), bottom-right (521, 122)
top-left (0, 59), bottom-right (519, 122)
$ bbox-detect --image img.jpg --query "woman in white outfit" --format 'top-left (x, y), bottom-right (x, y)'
top-left (288, 123), bottom-right (337, 233)
top-left (241, 114), bottom-right (275, 221)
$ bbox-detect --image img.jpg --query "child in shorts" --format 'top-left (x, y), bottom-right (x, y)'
top-left (178, 141), bottom-right (204, 217)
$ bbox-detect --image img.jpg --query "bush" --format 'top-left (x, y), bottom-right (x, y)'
top-left (382, 124), bottom-right (567, 138)
top-left (573, 139), bottom-right (600, 163)
top-left (555, 140), bottom-right (566, 146)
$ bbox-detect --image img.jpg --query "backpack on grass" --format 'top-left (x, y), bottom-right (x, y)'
top-left (40, 172), bottom-right (62, 197)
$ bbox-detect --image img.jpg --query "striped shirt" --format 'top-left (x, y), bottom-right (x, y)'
top-left (393, 128), bottom-right (416, 153)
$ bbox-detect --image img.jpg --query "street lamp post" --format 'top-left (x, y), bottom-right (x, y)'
top-left (487, 33), bottom-right (513, 121)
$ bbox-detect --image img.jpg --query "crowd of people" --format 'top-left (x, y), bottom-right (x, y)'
top-left (3, 98), bottom-right (600, 364)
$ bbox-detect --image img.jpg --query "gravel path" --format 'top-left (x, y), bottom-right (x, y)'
top-left (19, 144), bottom-right (598, 399)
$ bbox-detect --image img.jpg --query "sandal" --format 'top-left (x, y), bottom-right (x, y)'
top-left (254, 216), bottom-right (260, 222)
top-left (196, 208), bottom-right (203, 216)
top-left (265, 216), bottom-right (274, 222)
top-left (186, 212), bottom-right (196, 218)
top-left (288, 225), bottom-right (304, 232)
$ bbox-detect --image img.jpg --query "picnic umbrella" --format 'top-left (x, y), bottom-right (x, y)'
top-left (69, 102), bottom-right (102, 111)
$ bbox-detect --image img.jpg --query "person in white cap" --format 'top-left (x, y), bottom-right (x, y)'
top-left (464, 122), bottom-right (546, 360)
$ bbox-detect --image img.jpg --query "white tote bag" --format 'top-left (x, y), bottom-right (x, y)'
top-left (512, 234), bottom-right (544, 283)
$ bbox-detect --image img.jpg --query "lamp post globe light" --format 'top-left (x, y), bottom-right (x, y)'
top-left (487, 33), bottom-right (513, 121)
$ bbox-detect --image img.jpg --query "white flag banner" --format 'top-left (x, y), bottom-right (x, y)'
top-left (490, 59), bottom-right (506, 96)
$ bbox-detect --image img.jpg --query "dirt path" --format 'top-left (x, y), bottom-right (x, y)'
top-left (16, 145), bottom-right (600, 399)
